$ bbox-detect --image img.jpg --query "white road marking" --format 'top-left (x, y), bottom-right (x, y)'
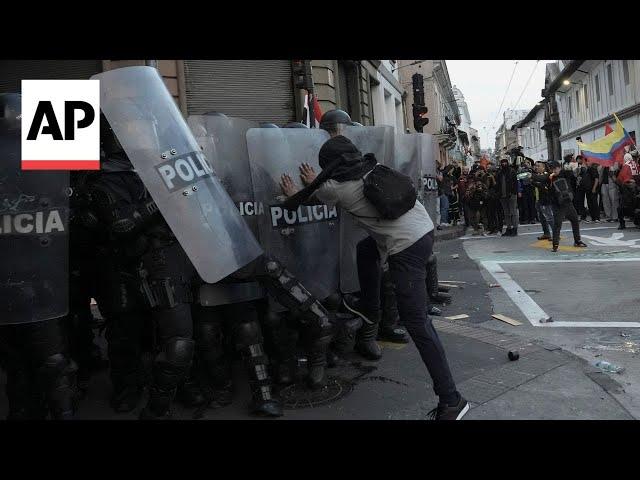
top-left (460, 226), bottom-right (617, 240)
top-left (480, 259), bottom-right (640, 328)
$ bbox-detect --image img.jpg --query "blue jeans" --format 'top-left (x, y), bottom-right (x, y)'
top-left (439, 195), bottom-right (450, 224)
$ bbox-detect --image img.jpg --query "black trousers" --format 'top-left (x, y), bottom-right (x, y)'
top-left (585, 191), bottom-right (600, 221)
top-left (357, 234), bottom-right (458, 403)
top-left (575, 189), bottom-right (587, 219)
top-left (552, 203), bottom-right (582, 247)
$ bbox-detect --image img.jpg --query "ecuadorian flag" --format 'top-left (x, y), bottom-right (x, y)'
top-left (577, 113), bottom-right (635, 167)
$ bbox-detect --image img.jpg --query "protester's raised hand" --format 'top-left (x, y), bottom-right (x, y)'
top-left (299, 163), bottom-right (317, 186)
top-left (280, 174), bottom-right (299, 197)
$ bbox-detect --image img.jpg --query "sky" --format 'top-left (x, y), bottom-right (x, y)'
top-left (446, 60), bottom-right (554, 151)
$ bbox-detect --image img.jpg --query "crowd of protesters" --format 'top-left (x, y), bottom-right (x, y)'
top-left (435, 146), bottom-right (640, 250)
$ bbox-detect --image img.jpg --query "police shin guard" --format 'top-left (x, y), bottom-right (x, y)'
top-left (36, 353), bottom-right (78, 420)
top-left (263, 310), bottom-right (297, 386)
top-left (378, 270), bottom-right (409, 344)
top-left (235, 320), bottom-right (283, 417)
top-left (141, 337), bottom-right (194, 420)
top-left (261, 259), bottom-right (334, 388)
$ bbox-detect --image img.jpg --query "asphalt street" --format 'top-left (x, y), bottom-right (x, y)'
top-left (0, 221), bottom-right (637, 420)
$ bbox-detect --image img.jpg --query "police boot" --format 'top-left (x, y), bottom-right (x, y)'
top-left (235, 320), bottom-right (283, 417)
top-left (355, 316), bottom-right (383, 361)
top-left (37, 354), bottom-right (78, 420)
top-left (377, 271), bottom-right (409, 344)
top-left (306, 332), bottom-right (332, 390)
top-left (242, 344), bottom-right (283, 417)
top-left (176, 368), bottom-right (206, 408)
top-left (140, 337), bottom-right (194, 420)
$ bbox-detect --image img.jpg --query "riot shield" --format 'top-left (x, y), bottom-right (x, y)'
top-left (394, 132), bottom-right (423, 199)
top-left (419, 133), bottom-right (439, 222)
top-left (93, 66), bottom-right (262, 284)
top-left (246, 128), bottom-right (340, 301)
top-left (338, 125), bottom-right (395, 293)
top-left (187, 115), bottom-right (260, 238)
top-left (1, 93), bottom-right (69, 324)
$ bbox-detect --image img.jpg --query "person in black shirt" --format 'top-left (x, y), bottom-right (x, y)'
top-left (531, 161), bottom-right (553, 240)
top-left (494, 157), bottom-right (520, 236)
top-left (548, 161), bottom-right (588, 252)
top-left (581, 158), bottom-right (601, 223)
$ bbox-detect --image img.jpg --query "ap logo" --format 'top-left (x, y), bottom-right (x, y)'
top-left (21, 79), bottom-right (100, 170)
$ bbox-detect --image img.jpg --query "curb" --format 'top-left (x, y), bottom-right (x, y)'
top-left (435, 225), bottom-right (466, 242)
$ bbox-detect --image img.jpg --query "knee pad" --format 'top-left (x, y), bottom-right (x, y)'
top-left (161, 337), bottom-right (195, 369)
top-left (195, 319), bottom-right (224, 350)
top-left (234, 320), bottom-right (263, 351)
top-left (37, 353), bottom-right (78, 388)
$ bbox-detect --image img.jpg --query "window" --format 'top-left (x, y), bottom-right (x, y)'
top-left (568, 96), bottom-right (572, 119)
top-left (576, 90), bottom-right (580, 113)
top-left (584, 85), bottom-right (589, 110)
top-left (607, 63), bottom-right (614, 95)
top-left (623, 60), bottom-right (630, 85)
top-left (595, 74), bottom-right (601, 102)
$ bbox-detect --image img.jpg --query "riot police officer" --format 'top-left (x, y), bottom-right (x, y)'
top-left (0, 93), bottom-right (78, 420)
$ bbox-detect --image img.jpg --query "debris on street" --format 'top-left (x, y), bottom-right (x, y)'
top-left (491, 314), bottom-right (522, 326)
top-left (445, 314), bottom-right (469, 320)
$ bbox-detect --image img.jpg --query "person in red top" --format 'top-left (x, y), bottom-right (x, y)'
top-left (617, 146), bottom-right (640, 229)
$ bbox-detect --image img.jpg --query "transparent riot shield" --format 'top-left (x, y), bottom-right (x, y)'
top-left (1, 93), bottom-right (69, 324)
top-left (394, 132), bottom-right (423, 200)
top-left (187, 114), bottom-right (260, 238)
top-left (246, 128), bottom-right (340, 301)
top-left (93, 66), bottom-right (262, 284)
top-left (338, 125), bottom-right (395, 293)
top-left (419, 133), bottom-right (439, 222)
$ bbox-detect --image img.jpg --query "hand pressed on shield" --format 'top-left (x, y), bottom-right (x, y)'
top-left (299, 163), bottom-right (317, 186)
top-left (280, 174), bottom-right (299, 197)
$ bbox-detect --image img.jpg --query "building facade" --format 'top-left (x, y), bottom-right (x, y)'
top-left (494, 108), bottom-right (528, 158)
top-left (0, 59), bottom-right (406, 129)
top-left (512, 103), bottom-right (548, 162)
top-left (549, 60), bottom-right (640, 159)
top-left (398, 60), bottom-right (460, 166)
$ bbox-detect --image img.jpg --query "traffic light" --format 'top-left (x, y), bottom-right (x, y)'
top-left (413, 104), bottom-right (429, 132)
top-left (412, 73), bottom-right (428, 132)
top-left (292, 60), bottom-right (313, 91)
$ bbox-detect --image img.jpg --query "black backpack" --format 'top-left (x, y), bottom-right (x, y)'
top-left (361, 164), bottom-right (417, 220)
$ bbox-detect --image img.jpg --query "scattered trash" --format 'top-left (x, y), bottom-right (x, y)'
top-left (451, 254), bottom-right (459, 259)
top-left (582, 342), bottom-right (639, 355)
top-left (445, 314), bottom-right (469, 320)
top-left (489, 283), bottom-right (500, 288)
top-left (595, 360), bottom-right (625, 374)
top-left (508, 351), bottom-right (520, 361)
top-left (595, 354), bottom-right (602, 357)
top-left (491, 314), bottom-right (522, 326)
top-left (620, 333), bottom-right (630, 338)
top-left (539, 316), bottom-right (553, 323)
